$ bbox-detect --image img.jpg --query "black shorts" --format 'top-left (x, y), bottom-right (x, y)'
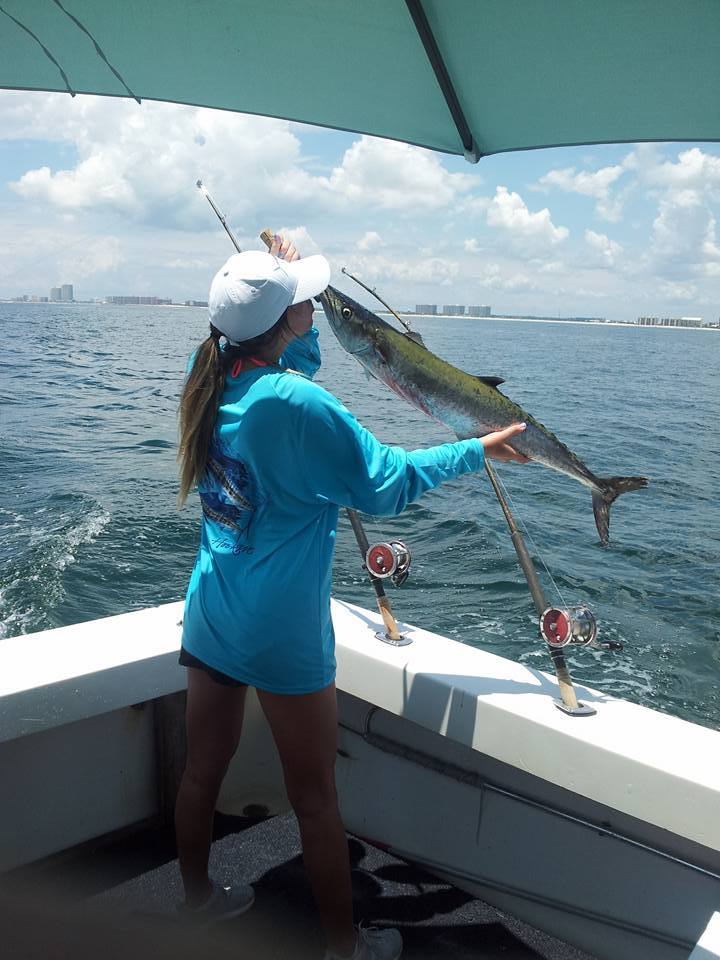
top-left (178, 646), bottom-right (246, 687)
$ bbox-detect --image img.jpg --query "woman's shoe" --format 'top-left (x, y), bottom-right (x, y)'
top-left (324, 921), bottom-right (403, 960)
top-left (177, 881), bottom-right (255, 923)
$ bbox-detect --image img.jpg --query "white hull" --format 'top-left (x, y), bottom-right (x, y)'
top-left (1, 599), bottom-right (718, 959)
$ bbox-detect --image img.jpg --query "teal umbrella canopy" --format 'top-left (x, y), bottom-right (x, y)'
top-left (1, 0), bottom-right (719, 161)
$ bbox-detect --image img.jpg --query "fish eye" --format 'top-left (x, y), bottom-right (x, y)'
top-left (341, 307), bottom-right (352, 320)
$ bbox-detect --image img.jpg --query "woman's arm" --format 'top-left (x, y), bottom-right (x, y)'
top-left (268, 233), bottom-right (322, 380)
top-left (295, 383), bottom-right (486, 517)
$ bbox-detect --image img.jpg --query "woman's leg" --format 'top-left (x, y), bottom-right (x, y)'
top-left (257, 682), bottom-right (356, 958)
top-left (175, 667), bottom-right (247, 906)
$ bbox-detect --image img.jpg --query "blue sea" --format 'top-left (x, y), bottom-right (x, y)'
top-left (1, 302), bottom-right (718, 731)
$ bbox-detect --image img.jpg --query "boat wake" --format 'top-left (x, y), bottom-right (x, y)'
top-left (0, 498), bottom-right (110, 640)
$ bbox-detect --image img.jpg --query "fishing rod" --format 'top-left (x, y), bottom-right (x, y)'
top-left (196, 181), bottom-right (409, 645)
top-left (484, 460), bottom-right (594, 716)
top-left (341, 268), bottom-right (621, 716)
top-left (196, 180), bottom-right (242, 253)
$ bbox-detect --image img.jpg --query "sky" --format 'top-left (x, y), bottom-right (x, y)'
top-left (1, 89), bottom-right (720, 322)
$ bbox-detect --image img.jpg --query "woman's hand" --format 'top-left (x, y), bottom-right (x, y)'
top-left (269, 233), bottom-right (300, 262)
top-left (480, 423), bottom-right (530, 463)
top-left (269, 232), bottom-right (313, 338)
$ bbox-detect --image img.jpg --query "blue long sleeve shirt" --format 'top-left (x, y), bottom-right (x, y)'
top-left (182, 328), bottom-right (484, 693)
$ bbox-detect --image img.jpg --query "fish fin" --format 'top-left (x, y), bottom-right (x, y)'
top-left (474, 375), bottom-right (505, 388)
top-left (404, 331), bottom-right (426, 347)
top-left (592, 476), bottom-right (649, 545)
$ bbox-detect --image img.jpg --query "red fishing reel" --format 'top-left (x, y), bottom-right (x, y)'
top-left (364, 540), bottom-right (411, 587)
top-left (540, 605), bottom-right (598, 648)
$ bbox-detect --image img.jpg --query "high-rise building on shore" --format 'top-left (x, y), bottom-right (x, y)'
top-left (468, 305), bottom-right (491, 317)
top-left (637, 316), bottom-right (703, 327)
top-left (61, 284), bottom-right (74, 302)
top-left (50, 287), bottom-right (62, 301)
top-left (415, 304), bottom-right (437, 315)
top-left (443, 305), bottom-right (466, 316)
top-left (106, 296), bottom-right (172, 305)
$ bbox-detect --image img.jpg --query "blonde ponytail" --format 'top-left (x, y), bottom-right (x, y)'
top-left (177, 330), bottom-right (225, 507)
top-left (177, 310), bottom-right (292, 507)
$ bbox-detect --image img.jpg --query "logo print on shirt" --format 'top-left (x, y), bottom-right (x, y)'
top-left (199, 440), bottom-right (263, 552)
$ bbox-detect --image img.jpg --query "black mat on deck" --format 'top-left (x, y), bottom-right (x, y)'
top-left (2, 813), bottom-right (596, 960)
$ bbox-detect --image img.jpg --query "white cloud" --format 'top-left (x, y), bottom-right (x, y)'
top-left (537, 260), bottom-right (565, 275)
top-left (483, 186), bottom-right (568, 254)
top-left (472, 262), bottom-right (535, 292)
top-left (0, 90), bottom-right (87, 141)
top-left (164, 257), bottom-right (212, 270)
top-left (584, 229), bottom-right (623, 267)
top-left (56, 235), bottom-right (124, 278)
top-left (270, 225), bottom-right (322, 254)
top-left (650, 189), bottom-right (707, 262)
top-left (657, 280), bottom-right (698, 302)
top-left (535, 161), bottom-right (628, 221)
top-left (630, 147), bottom-right (720, 286)
top-left (537, 164), bottom-right (624, 197)
top-left (620, 143), bottom-right (663, 173)
top-left (323, 136), bottom-right (475, 213)
top-left (358, 231), bottom-right (383, 251)
top-left (4, 94), bottom-right (476, 231)
top-left (647, 148), bottom-right (720, 191)
top-left (345, 253), bottom-right (460, 287)
top-left (13, 161), bottom-right (137, 211)
top-left (4, 93), bottom-right (310, 228)
top-left (702, 217), bottom-right (720, 260)
top-left (0, 213), bottom-right (126, 290)
top-left (3, 91), bottom-right (720, 320)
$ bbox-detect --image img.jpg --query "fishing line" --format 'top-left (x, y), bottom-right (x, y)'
top-left (475, 469), bottom-right (569, 609)
top-left (340, 266), bottom-right (425, 346)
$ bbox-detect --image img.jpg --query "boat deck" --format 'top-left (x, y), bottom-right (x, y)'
top-left (3, 812), bottom-right (595, 960)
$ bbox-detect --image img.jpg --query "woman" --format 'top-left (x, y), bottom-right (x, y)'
top-left (175, 235), bottom-right (528, 960)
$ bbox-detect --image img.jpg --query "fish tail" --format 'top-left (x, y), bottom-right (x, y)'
top-left (592, 476), bottom-right (649, 545)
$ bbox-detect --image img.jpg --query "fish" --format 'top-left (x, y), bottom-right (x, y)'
top-left (319, 286), bottom-right (648, 544)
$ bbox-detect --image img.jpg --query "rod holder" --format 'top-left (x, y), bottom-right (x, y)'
top-left (346, 509), bottom-right (411, 646)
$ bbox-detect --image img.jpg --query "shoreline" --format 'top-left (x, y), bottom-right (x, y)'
top-left (380, 312), bottom-right (719, 330)
top-left (3, 301), bottom-right (716, 329)
top-left (0, 300), bottom-right (198, 308)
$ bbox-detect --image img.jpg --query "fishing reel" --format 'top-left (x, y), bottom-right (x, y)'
top-left (364, 540), bottom-right (412, 587)
top-left (540, 605), bottom-right (598, 648)
top-left (539, 604), bottom-right (624, 651)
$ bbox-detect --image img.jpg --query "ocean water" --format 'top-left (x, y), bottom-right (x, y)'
top-left (1, 302), bottom-right (718, 731)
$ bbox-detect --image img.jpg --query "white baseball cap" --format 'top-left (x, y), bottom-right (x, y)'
top-left (208, 250), bottom-right (331, 343)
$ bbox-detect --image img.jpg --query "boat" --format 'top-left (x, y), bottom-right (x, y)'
top-left (1, 3), bottom-right (719, 958)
